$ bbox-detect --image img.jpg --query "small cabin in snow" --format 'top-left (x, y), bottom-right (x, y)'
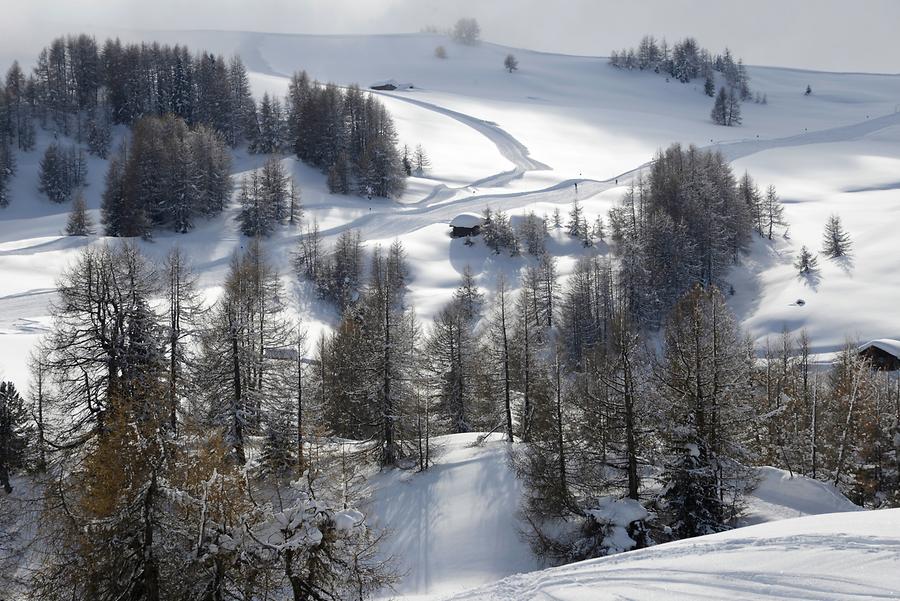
top-left (449, 213), bottom-right (484, 238)
top-left (858, 339), bottom-right (900, 371)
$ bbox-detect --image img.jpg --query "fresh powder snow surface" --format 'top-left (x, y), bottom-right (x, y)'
top-left (440, 509), bottom-right (900, 601)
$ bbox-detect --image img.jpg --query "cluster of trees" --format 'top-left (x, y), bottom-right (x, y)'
top-left (452, 18), bottom-right (481, 45)
top-left (285, 75), bottom-right (407, 198)
top-left (1, 241), bottom-right (394, 600)
top-left (476, 202), bottom-right (604, 258)
top-left (609, 36), bottom-right (760, 125)
top-left (294, 226), bottom-right (365, 313)
top-left (1, 36), bottom-right (411, 213)
top-left (288, 218), bottom-right (898, 562)
top-left (2, 229), bottom-right (898, 595)
top-left (606, 144), bottom-right (782, 323)
top-left (38, 142), bottom-right (86, 202)
top-left (100, 114), bottom-right (232, 236)
top-left (28, 35), bottom-right (258, 147)
top-left (610, 36), bottom-right (751, 96)
top-left (711, 86), bottom-right (742, 126)
top-left (401, 143), bottom-right (430, 177)
top-left (754, 329), bottom-right (900, 507)
top-left (0, 62), bottom-right (37, 206)
top-left (795, 214), bottom-right (854, 276)
top-left (237, 157), bottom-right (302, 237)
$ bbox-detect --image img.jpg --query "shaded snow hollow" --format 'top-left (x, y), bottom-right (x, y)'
top-left (368, 434), bottom-right (863, 600)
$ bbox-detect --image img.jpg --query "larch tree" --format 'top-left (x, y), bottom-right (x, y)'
top-left (822, 214), bottom-right (852, 258)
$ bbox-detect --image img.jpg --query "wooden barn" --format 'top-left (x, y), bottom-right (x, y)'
top-left (858, 339), bottom-right (900, 371)
top-left (449, 213), bottom-right (484, 238)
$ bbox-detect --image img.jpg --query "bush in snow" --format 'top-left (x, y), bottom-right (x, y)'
top-left (504, 53), bottom-right (519, 73)
top-left (577, 497), bottom-right (651, 557)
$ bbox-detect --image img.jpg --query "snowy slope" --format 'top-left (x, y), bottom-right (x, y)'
top-left (743, 466), bottom-right (862, 525)
top-left (368, 434), bottom-right (539, 600)
top-left (2, 31), bottom-right (898, 388)
top-left (441, 509), bottom-right (900, 601)
top-left (366, 434), bottom-right (862, 600)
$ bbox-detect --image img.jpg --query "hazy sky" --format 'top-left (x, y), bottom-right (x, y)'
top-left (1, 0), bottom-right (898, 73)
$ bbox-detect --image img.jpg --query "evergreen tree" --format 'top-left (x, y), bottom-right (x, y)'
top-left (413, 144), bottom-right (431, 175)
top-left (761, 184), bottom-right (785, 240)
top-left (725, 87), bottom-right (743, 126)
top-left (86, 108), bottom-right (111, 158)
top-left (518, 211), bottom-right (548, 256)
top-left (661, 437), bottom-right (724, 538)
top-left (566, 200), bottom-right (585, 238)
top-left (704, 72), bottom-right (715, 97)
top-left (0, 381), bottom-right (30, 493)
top-left (794, 245), bottom-right (819, 274)
top-left (38, 143), bottom-right (86, 203)
top-left (401, 144), bottom-right (412, 176)
top-left (0, 140), bottom-right (13, 208)
top-left (656, 285), bottom-right (753, 536)
top-left (822, 214), bottom-right (852, 258)
top-left (65, 192), bottom-right (94, 235)
top-left (711, 86), bottom-right (728, 125)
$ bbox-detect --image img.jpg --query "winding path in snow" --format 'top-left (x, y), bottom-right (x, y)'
top-left (371, 90), bottom-right (552, 206)
top-left (314, 99), bottom-right (900, 244)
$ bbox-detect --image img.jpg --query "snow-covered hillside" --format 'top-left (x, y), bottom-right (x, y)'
top-left (3, 31), bottom-right (900, 388)
top-left (441, 508), bottom-right (900, 600)
top-left (1, 31), bottom-right (899, 598)
top-left (365, 434), bottom-right (864, 599)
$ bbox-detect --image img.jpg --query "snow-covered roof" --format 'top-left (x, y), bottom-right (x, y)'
top-left (858, 339), bottom-right (900, 359)
top-left (370, 79), bottom-right (414, 90)
top-left (449, 213), bottom-right (484, 228)
top-left (859, 338), bottom-right (900, 359)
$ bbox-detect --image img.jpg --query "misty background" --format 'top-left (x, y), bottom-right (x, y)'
top-left (0, 0), bottom-right (897, 73)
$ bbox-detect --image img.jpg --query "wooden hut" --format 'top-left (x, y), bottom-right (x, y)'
top-left (449, 213), bottom-right (484, 238)
top-left (858, 339), bottom-right (900, 371)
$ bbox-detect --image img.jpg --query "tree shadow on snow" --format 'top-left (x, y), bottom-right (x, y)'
top-left (831, 253), bottom-right (855, 277)
top-left (797, 268), bottom-right (822, 292)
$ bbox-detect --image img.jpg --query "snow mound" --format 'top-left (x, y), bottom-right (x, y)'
top-left (442, 509), bottom-right (900, 601)
top-left (744, 466), bottom-right (861, 525)
top-left (586, 496), bottom-right (648, 527)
